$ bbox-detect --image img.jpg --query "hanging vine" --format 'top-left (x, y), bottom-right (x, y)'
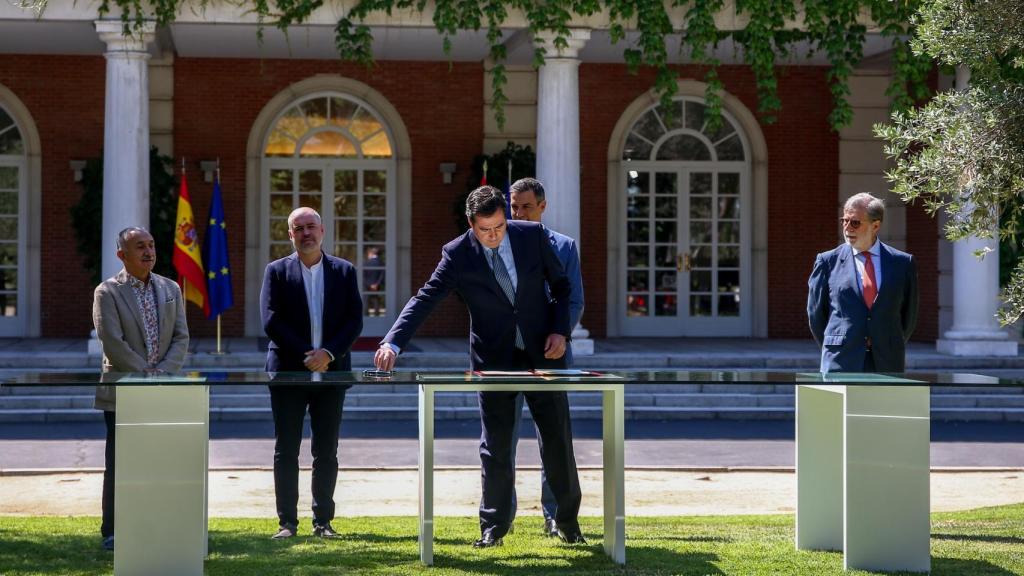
top-left (94, 0), bottom-right (931, 131)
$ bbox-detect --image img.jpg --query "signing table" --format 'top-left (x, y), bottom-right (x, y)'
top-left (1, 370), bottom-right (1012, 575)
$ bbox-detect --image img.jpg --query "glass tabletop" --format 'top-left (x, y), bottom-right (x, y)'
top-left (0, 370), bottom-right (1017, 387)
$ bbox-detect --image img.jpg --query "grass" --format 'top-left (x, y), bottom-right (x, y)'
top-left (1, 505), bottom-right (1022, 575)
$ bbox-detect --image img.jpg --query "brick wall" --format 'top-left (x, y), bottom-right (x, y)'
top-left (174, 59), bottom-right (482, 337)
top-left (0, 56), bottom-right (106, 337)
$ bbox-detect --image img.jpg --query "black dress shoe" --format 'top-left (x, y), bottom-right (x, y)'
top-left (271, 525), bottom-right (297, 539)
top-left (542, 518), bottom-right (559, 538)
top-left (556, 525), bottom-right (587, 544)
top-left (472, 534), bottom-right (503, 548)
top-left (313, 523), bottom-right (338, 538)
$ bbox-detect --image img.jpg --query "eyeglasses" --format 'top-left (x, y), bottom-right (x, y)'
top-left (840, 217), bottom-right (868, 230)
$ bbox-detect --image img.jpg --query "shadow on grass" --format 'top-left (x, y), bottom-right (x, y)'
top-left (932, 557), bottom-right (1020, 576)
top-left (933, 533), bottom-right (1024, 545)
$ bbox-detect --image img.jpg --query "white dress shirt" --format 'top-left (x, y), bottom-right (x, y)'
top-left (300, 256), bottom-right (324, 351)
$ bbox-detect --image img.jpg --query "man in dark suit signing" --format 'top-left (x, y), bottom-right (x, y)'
top-left (374, 186), bottom-right (584, 548)
top-left (807, 192), bottom-right (919, 373)
top-left (261, 207), bottom-right (363, 539)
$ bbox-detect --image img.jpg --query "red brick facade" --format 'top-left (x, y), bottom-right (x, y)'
top-left (0, 56), bottom-right (938, 340)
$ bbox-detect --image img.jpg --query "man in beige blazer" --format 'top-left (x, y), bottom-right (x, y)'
top-left (93, 226), bottom-right (189, 551)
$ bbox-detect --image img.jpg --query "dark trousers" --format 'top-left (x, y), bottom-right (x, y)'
top-left (269, 385), bottom-right (346, 529)
top-left (478, 350), bottom-right (581, 538)
top-left (101, 410), bottom-right (115, 537)
top-left (864, 349), bottom-right (876, 371)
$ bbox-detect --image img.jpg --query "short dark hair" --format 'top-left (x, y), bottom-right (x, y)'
top-left (465, 186), bottom-right (506, 222)
top-left (509, 177), bottom-right (545, 202)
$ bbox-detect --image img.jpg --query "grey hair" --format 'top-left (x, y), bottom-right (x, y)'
top-left (287, 207), bottom-right (322, 228)
top-left (844, 192), bottom-right (885, 222)
top-left (116, 226), bottom-right (151, 250)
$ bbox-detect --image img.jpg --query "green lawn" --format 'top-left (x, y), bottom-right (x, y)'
top-left (1, 505), bottom-right (1022, 575)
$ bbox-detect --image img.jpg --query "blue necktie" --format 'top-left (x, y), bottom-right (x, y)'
top-left (491, 248), bottom-right (525, 350)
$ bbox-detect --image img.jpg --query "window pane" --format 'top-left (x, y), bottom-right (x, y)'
top-left (655, 172), bottom-right (677, 195)
top-left (0, 243), bottom-right (16, 266)
top-left (690, 173), bottom-right (712, 195)
top-left (334, 243), bottom-right (357, 263)
top-left (691, 245), bottom-right (711, 268)
top-left (661, 101), bottom-right (684, 131)
top-left (0, 292), bottom-right (16, 317)
top-left (719, 221), bottom-right (740, 244)
top-left (363, 220), bottom-right (386, 242)
top-left (684, 101), bottom-right (706, 132)
top-left (0, 269), bottom-right (16, 290)
top-left (264, 130), bottom-right (295, 157)
top-left (655, 294), bottom-right (677, 316)
top-left (363, 245), bottom-right (386, 266)
top-left (656, 134), bottom-right (710, 161)
top-left (623, 133), bottom-right (653, 160)
top-left (654, 221), bottom-right (676, 243)
top-left (716, 133), bottom-right (744, 160)
top-left (270, 243), bottom-right (292, 260)
top-left (364, 195), bottom-right (386, 217)
top-left (335, 220), bottom-right (357, 242)
top-left (270, 169), bottom-right (293, 192)
top-left (690, 295), bottom-right (711, 317)
top-left (718, 270), bottom-right (740, 293)
top-left (299, 98), bottom-right (328, 128)
top-left (329, 97), bottom-right (359, 129)
top-left (719, 294), bottom-right (740, 316)
top-left (0, 170), bottom-right (16, 193)
top-left (334, 170), bottom-right (357, 192)
top-left (270, 194), bottom-right (292, 217)
top-left (0, 217), bottom-right (17, 240)
top-left (719, 173), bottom-right (740, 195)
top-left (655, 246), bottom-right (675, 268)
top-left (627, 270), bottom-right (648, 292)
top-left (0, 125), bottom-right (24, 155)
top-left (632, 110), bottom-right (665, 143)
top-left (364, 171), bottom-right (387, 193)
top-left (690, 198), bottom-right (712, 219)
top-left (719, 246), bottom-right (740, 268)
top-left (350, 109), bottom-right (383, 141)
top-left (362, 131), bottom-right (393, 158)
top-left (299, 170), bottom-right (321, 192)
top-left (626, 171), bottom-right (649, 195)
top-left (655, 197), bottom-right (677, 218)
top-left (298, 194), bottom-right (321, 213)
top-left (627, 246), bottom-right (648, 268)
top-left (627, 196), bottom-right (649, 218)
top-left (363, 266), bottom-right (385, 292)
top-left (719, 197), bottom-right (740, 219)
top-left (626, 294), bottom-right (649, 316)
top-left (690, 221), bottom-right (711, 244)
top-left (365, 294), bottom-right (386, 317)
top-left (270, 219), bottom-right (289, 241)
top-left (655, 270), bottom-right (676, 292)
top-left (334, 194), bottom-right (357, 218)
top-left (627, 222), bottom-right (649, 243)
top-left (300, 131), bottom-right (357, 158)
top-left (690, 270), bottom-right (712, 292)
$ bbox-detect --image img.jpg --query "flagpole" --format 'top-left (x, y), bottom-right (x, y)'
top-left (181, 156), bottom-right (188, 320)
top-left (210, 161), bottom-right (226, 356)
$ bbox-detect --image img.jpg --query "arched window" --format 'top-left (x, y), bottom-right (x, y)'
top-left (0, 105), bottom-right (24, 323)
top-left (262, 94), bottom-right (396, 329)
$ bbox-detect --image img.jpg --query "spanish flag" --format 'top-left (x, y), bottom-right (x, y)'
top-left (172, 173), bottom-right (210, 316)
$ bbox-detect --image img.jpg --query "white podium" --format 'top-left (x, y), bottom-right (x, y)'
top-left (796, 379), bottom-right (930, 573)
top-left (417, 376), bottom-right (625, 566)
top-left (115, 382), bottom-right (209, 576)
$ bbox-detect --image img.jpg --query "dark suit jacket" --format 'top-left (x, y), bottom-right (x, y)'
top-left (383, 221), bottom-right (572, 370)
top-left (260, 252), bottom-right (363, 373)
top-left (807, 242), bottom-right (919, 373)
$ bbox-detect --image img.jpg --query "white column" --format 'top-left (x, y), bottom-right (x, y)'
top-left (936, 66), bottom-right (1017, 356)
top-left (535, 29), bottom-right (594, 355)
top-left (96, 20), bottom-right (155, 282)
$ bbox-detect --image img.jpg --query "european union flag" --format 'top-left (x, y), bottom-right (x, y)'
top-left (203, 179), bottom-right (234, 318)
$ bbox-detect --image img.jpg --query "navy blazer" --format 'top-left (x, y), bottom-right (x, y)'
top-left (260, 252), bottom-right (363, 373)
top-left (807, 242), bottom-right (919, 373)
top-left (383, 220), bottom-right (572, 370)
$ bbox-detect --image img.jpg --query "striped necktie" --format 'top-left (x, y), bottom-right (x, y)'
top-left (491, 248), bottom-right (525, 350)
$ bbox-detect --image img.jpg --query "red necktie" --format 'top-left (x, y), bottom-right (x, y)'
top-left (862, 253), bottom-right (877, 309)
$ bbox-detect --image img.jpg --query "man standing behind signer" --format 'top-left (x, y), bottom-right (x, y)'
top-left (374, 186), bottom-right (585, 548)
top-left (508, 177), bottom-right (584, 537)
top-left (261, 207), bottom-right (363, 539)
top-left (93, 226), bottom-right (190, 551)
top-left (807, 193), bottom-right (919, 373)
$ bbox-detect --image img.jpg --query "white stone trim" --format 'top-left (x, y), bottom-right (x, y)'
top-left (605, 79), bottom-right (768, 337)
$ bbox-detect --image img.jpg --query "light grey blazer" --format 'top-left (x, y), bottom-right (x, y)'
top-left (93, 269), bottom-right (189, 411)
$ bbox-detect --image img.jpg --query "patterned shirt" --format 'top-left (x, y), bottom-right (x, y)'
top-left (127, 273), bottom-right (160, 368)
